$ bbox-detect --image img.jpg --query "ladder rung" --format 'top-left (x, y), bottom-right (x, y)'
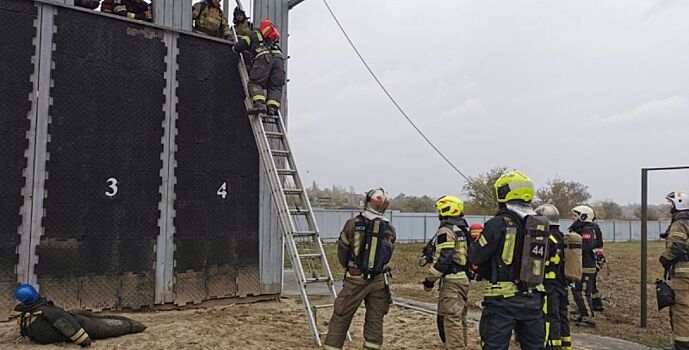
top-left (271, 149), bottom-right (290, 157)
top-left (312, 303), bottom-right (334, 309)
top-left (283, 188), bottom-right (303, 195)
top-left (298, 253), bottom-right (322, 259)
top-left (293, 231), bottom-right (318, 237)
top-left (305, 277), bottom-right (331, 284)
top-left (261, 114), bottom-right (281, 120)
top-left (277, 169), bottom-right (296, 176)
top-left (265, 131), bottom-right (284, 138)
top-left (289, 209), bottom-right (309, 215)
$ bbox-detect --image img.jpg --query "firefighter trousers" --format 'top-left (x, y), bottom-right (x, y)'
top-left (479, 293), bottom-right (545, 350)
top-left (437, 278), bottom-right (469, 349)
top-left (324, 275), bottom-right (391, 350)
top-left (671, 273), bottom-right (689, 350)
top-left (71, 310), bottom-right (146, 339)
top-left (544, 285), bottom-right (570, 350)
top-left (572, 273), bottom-right (596, 319)
top-left (248, 54), bottom-right (285, 108)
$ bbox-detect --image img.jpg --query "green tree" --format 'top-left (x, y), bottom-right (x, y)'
top-left (536, 177), bottom-right (591, 215)
top-left (462, 166), bottom-right (509, 215)
top-left (592, 199), bottom-right (623, 219)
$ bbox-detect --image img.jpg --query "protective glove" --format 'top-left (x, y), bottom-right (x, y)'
top-left (422, 279), bottom-right (434, 292)
top-left (659, 256), bottom-right (674, 271)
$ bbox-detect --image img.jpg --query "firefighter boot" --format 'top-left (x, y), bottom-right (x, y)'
top-left (248, 101), bottom-right (267, 115)
top-left (267, 104), bottom-right (279, 116)
top-left (592, 297), bottom-right (604, 312)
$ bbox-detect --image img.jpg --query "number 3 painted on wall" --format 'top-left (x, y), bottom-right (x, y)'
top-left (105, 177), bottom-right (119, 197)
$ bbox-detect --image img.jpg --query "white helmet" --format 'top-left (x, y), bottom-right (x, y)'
top-left (571, 205), bottom-right (594, 223)
top-left (535, 204), bottom-right (560, 226)
top-left (364, 188), bottom-right (390, 215)
top-left (667, 191), bottom-right (689, 212)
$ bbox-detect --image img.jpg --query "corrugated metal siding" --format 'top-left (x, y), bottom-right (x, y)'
top-left (314, 209), bottom-right (670, 243)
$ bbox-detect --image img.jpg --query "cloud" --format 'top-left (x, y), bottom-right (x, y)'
top-left (594, 96), bottom-right (689, 126)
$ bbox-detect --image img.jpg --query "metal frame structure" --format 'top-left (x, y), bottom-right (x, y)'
top-left (640, 165), bottom-right (689, 327)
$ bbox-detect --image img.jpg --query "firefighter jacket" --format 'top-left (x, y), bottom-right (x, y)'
top-left (425, 217), bottom-right (471, 283)
top-left (593, 222), bottom-right (605, 249)
top-left (337, 214), bottom-right (396, 278)
top-left (469, 207), bottom-right (545, 299)
top-left (569, 221), bottom-right (597, 272)
top-left (544, 226), bottom-right (567, 291)
top-left (192, 1), bottom-right (232, 39)
top-left (14, 298), bottom-right (91, 346)
top-left (661, 211), bottom-right (689, 272)
top-left (233, 30), bottom-right (283, 60)
top-left (113, 0), bottom-right (150, 21)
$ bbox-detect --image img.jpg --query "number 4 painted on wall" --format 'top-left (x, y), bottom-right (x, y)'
top-left (217, 182), bottom-right (228, 199)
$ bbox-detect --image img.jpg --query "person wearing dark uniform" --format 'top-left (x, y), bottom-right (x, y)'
top-left (536, 204), bottom-right (571, 350)
top-left (569, 205), bottom-right (597, 327)
top-left (231, 7), bottom-right (254, 70)
top-left (423, 195), bottom-right (472, 349)
top-left (113, 0), bottom-right (152, 22)
top-left (232, 19), bottom-right (285, 116)
top-left (323, 188), bottom-right (396, 350)
top-left (13, 284), bottom-right (146, 347)
top-left (591, 217), bottom-right (605, 312)
top-left (469, 170), bottom-right (547, 350)
top-left (192, 0), bottom-right (232, 39)
top-left (659, 191), bottom-right (689, 350)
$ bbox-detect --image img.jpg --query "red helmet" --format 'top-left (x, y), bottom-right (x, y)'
top-left (469, 223), bottom-right (483, 241)
top-left (258, 19), bottom-right (280, 42)
top-left (364, 188), bottom-right (390, 215)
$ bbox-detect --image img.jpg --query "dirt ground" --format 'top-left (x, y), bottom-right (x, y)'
top-left (0, 297), bottom-right (483, 350)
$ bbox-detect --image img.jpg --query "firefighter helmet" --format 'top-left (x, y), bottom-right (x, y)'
top-left (535, 204), bottom-right (560, 226)
top-left (435, 195), bottom-right (464, 217)
top-left (258, 19), bottom-right (280, 42)
top-left (572, 205), bottom-right (594, 223)
top-left (365, 188), bottom-right (390, 215)
top-left (494, 170), bottom-right (535, 203)
top-left (667, 191), bottom-right (689, 212)
top-left (233, 6), bottom-right (248, 23)
top-left (15, 284), bottom-right (39, 305)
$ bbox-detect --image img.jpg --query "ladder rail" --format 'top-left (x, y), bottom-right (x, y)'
top-left (231, 26), bottom-right (347, 346)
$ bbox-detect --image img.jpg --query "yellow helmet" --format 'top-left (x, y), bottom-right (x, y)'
top-left (435, 195), bottom-right (464, 217)
top-left (494, 170), bottom-right (535, 203)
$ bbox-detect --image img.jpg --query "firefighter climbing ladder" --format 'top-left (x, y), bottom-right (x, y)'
top-left (232, 29), bottom-right (347, 347)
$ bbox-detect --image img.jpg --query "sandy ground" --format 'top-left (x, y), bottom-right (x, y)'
top-left (0, 297), bottom-right (483, 350)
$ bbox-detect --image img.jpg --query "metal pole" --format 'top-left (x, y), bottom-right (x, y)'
top-left (613, 221), bottom-right (616, 242)
top-left (423, 215), bottom-right (427, 242)
top-left (641, 169), bottom-right (648, 328)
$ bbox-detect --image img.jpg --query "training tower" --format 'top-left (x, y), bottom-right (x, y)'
top-left (0, 0), bottom-right (310, 319)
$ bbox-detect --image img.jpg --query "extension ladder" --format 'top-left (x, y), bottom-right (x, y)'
top-left (232, 29), bottom-right (347, 347)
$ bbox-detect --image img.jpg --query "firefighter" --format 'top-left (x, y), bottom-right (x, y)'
top-left (469, 170), bottom-right (547, 350)
top-left (113, 0), bottom-right (152, 22)
top-left (232, 6), bottom-right (253, 38)
top-left (233, 19), bottom-right (285, 116)
top-left (192, 0), bottom-right (232, 39)
top-left (13, 284), bottom-right (146, 347)
top-left (591, 216), bottom-right (605, 312)
top-left (535, 204), bottom-right (571, 350)
top-left (568, 205), bottom-right (597, 327)
top-left (323, 188), bottom-right (396, 350)
top-left (423, 195), bottom-right (471, 349)
top-left (659, 191), bottom-right (689, 350)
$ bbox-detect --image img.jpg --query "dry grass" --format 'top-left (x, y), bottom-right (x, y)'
top-left (324, 240), bottom-right (673, 348)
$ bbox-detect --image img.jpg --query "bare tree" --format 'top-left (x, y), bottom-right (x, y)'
top-left (536, 176), bottom-right (591, 215)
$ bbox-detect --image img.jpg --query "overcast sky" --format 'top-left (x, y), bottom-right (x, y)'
top-left (284, 0), bottom-right (689, 205)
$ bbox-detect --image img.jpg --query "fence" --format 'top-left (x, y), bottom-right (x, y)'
top-left (314, 209), bottom-right (671, 243)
